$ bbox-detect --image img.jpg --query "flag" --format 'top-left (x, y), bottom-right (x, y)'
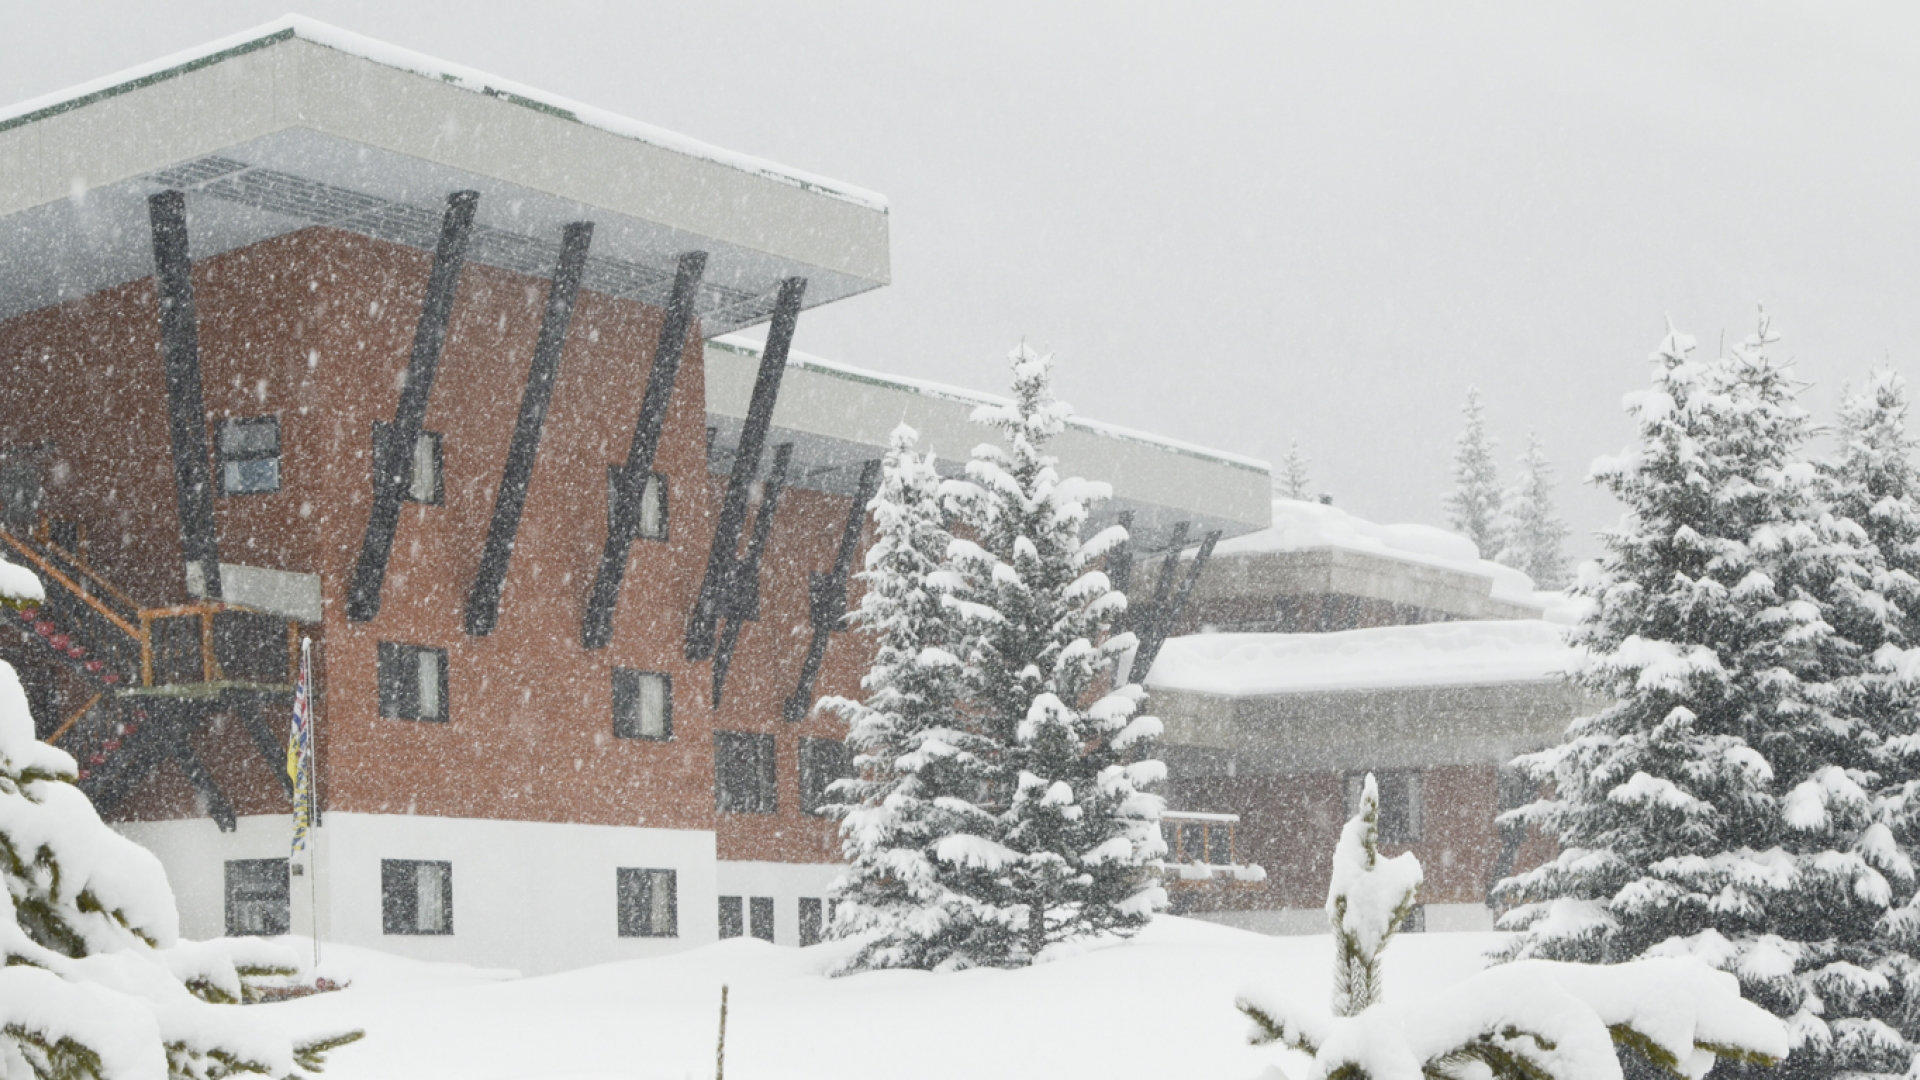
top-left (288, 637), bottom-right (314, 855)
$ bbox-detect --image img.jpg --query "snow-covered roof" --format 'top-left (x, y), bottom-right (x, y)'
top-left (0, 17), bottom-right (889, 333)
top-left (1146, 619), bottom-right (1573, 698)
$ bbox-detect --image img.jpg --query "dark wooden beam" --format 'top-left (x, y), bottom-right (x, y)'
top-left (148, 191), bottom-right (222, 599)
top-left (582, 251), bottom-right (709, 649)
top-left (782, 459), bottom-right (881, 722)
top-left (465, 222), bottom-right (595, 636)
top-left (236, 692), bottom-right (295, 799)
top-left (711, 443), bottom-right (793, 708)
top-left (1109, 510), bottom-right (1136, 612)
top-left (1133, 529), bottom-right (1220, 677)
top-left (168, 731), bottom-right (237, 833)
top-left (80, 702), bottom-right (170, 817)
top-left (347, 191), bottom-right (480, 623)
top-left (686, 278), bottom-right (807, 661)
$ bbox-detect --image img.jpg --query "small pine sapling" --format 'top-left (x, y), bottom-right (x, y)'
top-left (1444, 386), bottom-right (1504, 559)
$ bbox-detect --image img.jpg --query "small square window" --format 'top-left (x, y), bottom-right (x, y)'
top-left (224, 858), bottom-right (289, 936)
top-left (379, 642), bottom-right (448, 722)
top-left (715, 731), bottom-right (776, 814)
top-left (218, 417), bottom-right (281, 495)
top-left (372, 423), bottom-right (443, 504)
top-left (798, 897), bottom-right (825, 947)
top-left (613, 669), bottom-right (671, 740)
top-left (381, 859), bottom-right (452, 935)
top-left (798, 737), bottom-right (852, 816)
top-left (616, 868), bottom-right (678, 938)
top-left (1346, 771), bottom-right (1422, 844)
top-left (749, 896), bottom-right (774, 943)
top-left (718, 895), bottom-right (744, 939)
top-left (609, 469), bottom-right (668, 542)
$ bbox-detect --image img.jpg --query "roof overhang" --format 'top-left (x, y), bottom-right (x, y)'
top-left (0, 18), bottom-right (890, 333)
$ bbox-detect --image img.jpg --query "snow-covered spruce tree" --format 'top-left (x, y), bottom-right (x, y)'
top-left (1278, 439), bottom-right (1313, 501)
top-left (0, 561), bottom-right (357, 1080)
top-left (1497, 431), bottom-right (1570, 589)
top-left (1240, 775), bottom-right (1788, 1080)
top-left (1445, 386), bottom-right (1503, 558)
top-left (946, 344), bottom-right (1167, 962)
top-left (821, 423), bottom-right (1022, 972)
top-left (1494, 314), bottom-right (1917, 1080)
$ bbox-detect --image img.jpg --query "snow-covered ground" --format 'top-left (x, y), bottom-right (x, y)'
top-left (265, 919), bottom-right (1504, 1080)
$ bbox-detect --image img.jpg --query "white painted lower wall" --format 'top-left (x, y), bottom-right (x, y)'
top-left (715, 860), bottom-right (842, 946)
top-left (1192, 902), bottom-right (1495, 936)
top-left (115, 812), bottom-right (723, 975)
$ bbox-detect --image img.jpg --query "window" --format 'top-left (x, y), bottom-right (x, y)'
top-left (381, 859), bottom-right (452, 935)
top-left (718, 895), bottom-right (744, 939)
top-left (749, 896), bottom-right (774, 943)
top-left (224, 859), bottom-right (289, 936)
top-left (798, 737), bottom-right (852, 816)
top-left (715, 731), bottom-right (776, 814)
top-left (798, 897), bottom-right (825, 947)
top-left (1346, 771), bottom-right (1422, 844)
top-left (609, 469), bottom-right (668, 541)
top-left (374, 423), bottom-right (443, 505)
top-left (379, 642), bottom-right (448, 722)
top-left (616, 868), bottom-right (678, 938)
top-left (613, 669), bottom-right (671, 740)
top-left (218, 417), bottom-right (281, 495)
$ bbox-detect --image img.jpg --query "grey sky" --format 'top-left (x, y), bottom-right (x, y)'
top-left (6, 2), bottom-right (1918, 559)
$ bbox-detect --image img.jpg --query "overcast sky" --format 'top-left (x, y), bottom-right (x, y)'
top-left (6, 2), bottom-right (1919, 558)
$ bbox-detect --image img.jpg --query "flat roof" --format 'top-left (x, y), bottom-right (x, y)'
top-left (0, 17), bottom-right (889, 333)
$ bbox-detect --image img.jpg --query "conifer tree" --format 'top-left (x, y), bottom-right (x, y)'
top-left (947, 345), bottom-right (1167, 961)
top-left (1445, 386), bottom-right (1503, 558)
top-left (1494, 314), bottom-right (1916, 1080)
top-left (1277, 439), bottom-right (1313, 501)
top-left (822, 424), bottom-right (1021, 972)
top-left (0, 561), bottom-right (357, 1079)
top-left (1497, 431), bottom-right (1570, 589)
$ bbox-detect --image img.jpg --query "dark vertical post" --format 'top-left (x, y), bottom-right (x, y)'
top-left (1109, 509), bottom-right (1135, 622)
top-left (782, 460), bottom-right (881, 722)
top-left (686, 278), bottom-right (807, 661)
top-left (347, 191), bottom-right (480, 623)
top-left (465, 222), bottom-right (594, 636)
top-left (583, 251), bottom-right (710, 649)
top-left (148, 191), bottom-right (222, 599)
top-left (711, 443), bottom-right (793, 708)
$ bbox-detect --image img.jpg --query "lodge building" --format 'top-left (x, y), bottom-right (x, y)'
top-left (0, 21), bottom-right (1269, 974)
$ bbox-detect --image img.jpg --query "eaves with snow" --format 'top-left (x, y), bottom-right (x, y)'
top-left (0, 16), bottom-right (889, 335)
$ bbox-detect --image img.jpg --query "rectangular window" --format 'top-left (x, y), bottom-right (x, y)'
top-left (218, 417), bottom-right (281, 495)
top-left (613, 669), bottom-right (671, 740)
top-left (616, 868), bottom-right (678, 938)
top-left (610, 469), bottom-right (668, 541)
top-left (373, 423), bottom-right (443, 505)
top-left (798, 737), bottom-right (853, 816)
top-left (715, 731), bottom-right (776, 814)
top-left (381, 859), bottom-right (452, 935)
top-left (798, 897), bottom-right (824, 947)
top-left (379, 642), bottom-right (448, 722)
top-left (224, 859), bottom-right (290, 936)
top-left (718, 895), bottom-right (744, 939)
top-left (1346, 771), bottom-right (1422, 844)
top-left (749, 896), bottom-right (775, 943)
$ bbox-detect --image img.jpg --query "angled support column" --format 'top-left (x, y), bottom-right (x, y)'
top-left (169, 730), bottom-right (237, 833)
top-left (148, 191), bottom-right (222, 599)
top-left (781, 459), bottom-right (881, 722)
top-left (710, 442), bottom-right (793, 708)
top-left (347, 191), bottom-right (480, 623)
top-left (1109, 510), bottom-right (1136, 620)
top-left (465, 222), bottom-right (595, 636)
top-left (1133, 528), bottom-right (1220, 677)
top-left (582, 251), bottom-right (710, 649)
top-left (686, 277), bottom-right (807, 661)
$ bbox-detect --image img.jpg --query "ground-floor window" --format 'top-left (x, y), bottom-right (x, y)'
top-left (749, 896), bottom-right (774, 942)
top-left (382, 859), bottom-right (453, 935)
top-left (718, 894), bottom-right (775, 941)
top-left (225, 858), bottom-right (289, 936)
top-left (798, 897), bottom-right (825, 947)
top-left (718, 895), bottom-right (744, 939)
top-left (617, 868), bottom-right (678, 938)
top-left (1345, 770), bottom-right (1423, 844)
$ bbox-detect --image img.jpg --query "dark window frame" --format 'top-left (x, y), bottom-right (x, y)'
top-left (798, 896), bottom-right (825, 947)
top-left (373, 422), bottom-right (444, 506)
top-left (715, 731), bottom-right (777, 814)
top-left (1345, 770), bottom-right (1422, 844)
top-left (749, 896), bottom-right (774, 943)
top-left (378, 642), bottom-right (450, 723)
top-left (798, 736), bottom-right (852, 816)
top-left (718, 894), bottom-right (744, 939)
top-left (613, 669), bottom-right (673, 741)
top-left (608, 468), bottom-right (669, 542)
top-left (380, 858), bottom-right (454, 936)
top-left (224, 858), bottom-right (290, 936)
top-left (616, 867), bottom-right (679, 938)
top-left (217, 416), bottom-right (282, 496)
